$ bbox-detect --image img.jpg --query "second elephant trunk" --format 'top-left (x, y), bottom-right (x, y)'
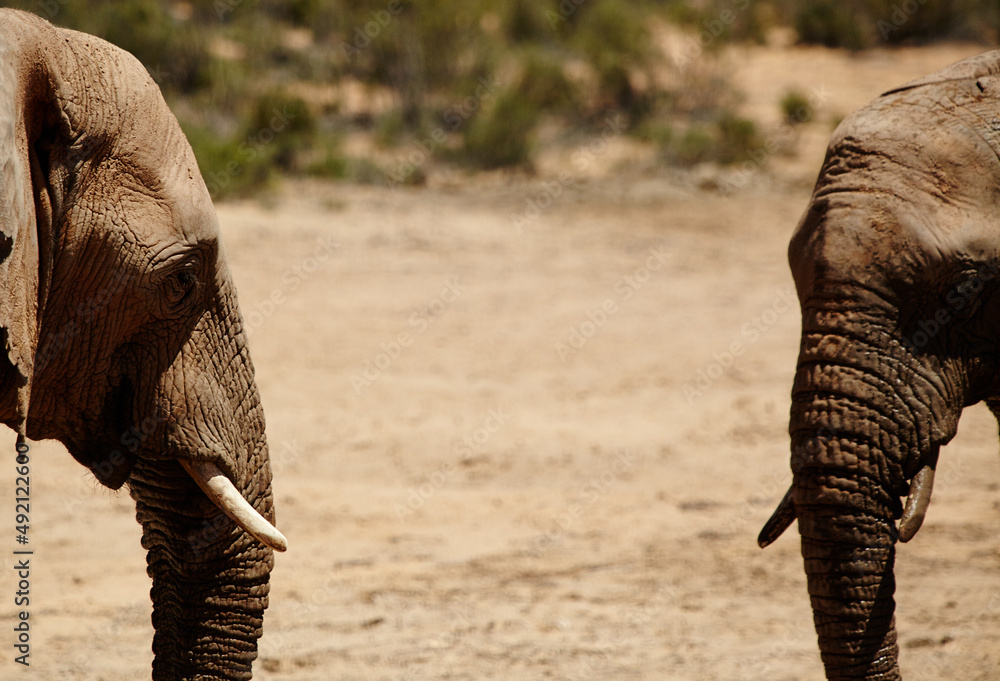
top-left (793, 423), bottom-right (901, 680)
top-left (782, 319), bottom-right (956, 680)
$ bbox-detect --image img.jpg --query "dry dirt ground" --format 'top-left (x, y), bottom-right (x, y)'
top-left (3, 42), bottom-right (1000, 681)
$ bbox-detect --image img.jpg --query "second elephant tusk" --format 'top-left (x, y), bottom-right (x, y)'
top-left (758, 486), bottom-right (796, 548)
top-left (180, 460), bottom-right (288, 552)
top-left (897, 464), bottom-right (936, 543)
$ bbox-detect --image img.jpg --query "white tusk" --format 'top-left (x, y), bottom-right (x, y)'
top-left (180, 460), bottom-right (288, 552)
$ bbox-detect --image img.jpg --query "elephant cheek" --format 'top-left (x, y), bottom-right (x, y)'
top-left (80, 448), bottom-right (136, 488)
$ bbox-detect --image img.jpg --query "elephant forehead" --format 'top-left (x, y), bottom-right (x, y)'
top-left (106, 179), bottom-right (218, 266)
top-left (158, 169), bottom-right (220, 253)
top-left (83, 44), bottom-right (221, 258)
top-left (823, 111), bottom-right (992, 206)
top-left (797, 199), bottom-right (905, 267)
top-left (791, 90), bottom-right (1000, 289)
top-left (801, 171), bottom-right (1000, 262)
top-left (790, 193), bottom-right (956, 298)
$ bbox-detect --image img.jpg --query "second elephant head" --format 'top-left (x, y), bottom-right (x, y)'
top-left (760, 51), bottom-right (1000, 680)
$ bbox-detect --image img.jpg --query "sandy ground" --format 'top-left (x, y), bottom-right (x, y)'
top-left (2, 42), bottom-right (1000, 680)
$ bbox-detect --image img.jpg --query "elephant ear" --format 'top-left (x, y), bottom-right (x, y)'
top-left (0, 39), bottom-right (58, 432)
top-left (882, 49), bottom-right (1000, 96)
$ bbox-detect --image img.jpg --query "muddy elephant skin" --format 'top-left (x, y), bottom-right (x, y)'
top-left (759, 51), bottom-right (1000, 680)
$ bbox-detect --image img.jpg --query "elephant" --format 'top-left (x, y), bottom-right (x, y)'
top-left (757, 49), bottom-right (1000, 680)
top-left (0, 9), bottom-right (286, 680)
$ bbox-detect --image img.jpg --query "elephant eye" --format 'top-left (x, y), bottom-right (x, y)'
top-left (163, 263), bottom-right (200, 308)
top-left (945, 265), bottom-right (997, 320)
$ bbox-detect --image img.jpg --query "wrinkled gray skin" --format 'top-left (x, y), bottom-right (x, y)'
top-left (759, 51), bottom-right (1000, 680)
top-left (0, 10), bottom-right (280, 680)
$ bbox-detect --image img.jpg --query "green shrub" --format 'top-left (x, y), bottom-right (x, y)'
top-left (503, 0), bottom-right (550, 43)
top-left (572, 0), bottom-right (650, 68)
top-left (571, 0), bottom-right (654, 119)
top-left (347, 157), bottom-right (396, 186)
top-left (181, 89), bottom-right (315, 199)
top-left (4, 0), bottom-right (760, 185)
top-left (374, 109), bottom-right (407, 148)
top-left (244, 90), bottom-right (316, 172)
top-left (793, 0), bottom-right (869, 49)
top-left (180, 121), bottom-right (276, 200)
top-left (28, 0), bottom-right (211, 94)
top-left (788, 0), bottom-right (999, 48)
top-left (665, 0), bottom-right (774, 45)
top-left (662, 114), bottom-right (766, 168)
top-left (714, 114), bottom-right (765, 165)
top-left (194, 58), bottom-right (251, 115)
top-left (632, 121), bottom-right (675, 148)
top-left (306, 137), bottom-right (350, 180)
top-left (729, 2), bottom-right (775, 44)
top-left (672, 126), bottom-right (716, 167)
top-left (517, 51), bottom-right (580, 114)
top-left (780, 89), bottom-right (814, 125)
top-left (461, 89), bottom-right (539, 169)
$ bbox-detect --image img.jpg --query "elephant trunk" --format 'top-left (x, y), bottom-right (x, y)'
top-left (793, 421), bottom-right (901, 680)
top-left (784, 319), bottom-right (950, 680)
top-left (129, 454), bottom-right (275, 681)
top-left (121, 275), bottom-right (280, 679)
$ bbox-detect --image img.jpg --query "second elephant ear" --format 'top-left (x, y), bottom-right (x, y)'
top-left (0, 40), bottom-right (60, 431)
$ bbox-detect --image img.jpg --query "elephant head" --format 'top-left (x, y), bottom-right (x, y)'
top-left (758, 51), bottom-right (1000, 679)
top-left (0, 10), bottom-right (285, 679)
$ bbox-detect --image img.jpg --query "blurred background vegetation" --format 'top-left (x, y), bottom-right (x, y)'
top-left (6, 0), bottom-right (997, 198)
